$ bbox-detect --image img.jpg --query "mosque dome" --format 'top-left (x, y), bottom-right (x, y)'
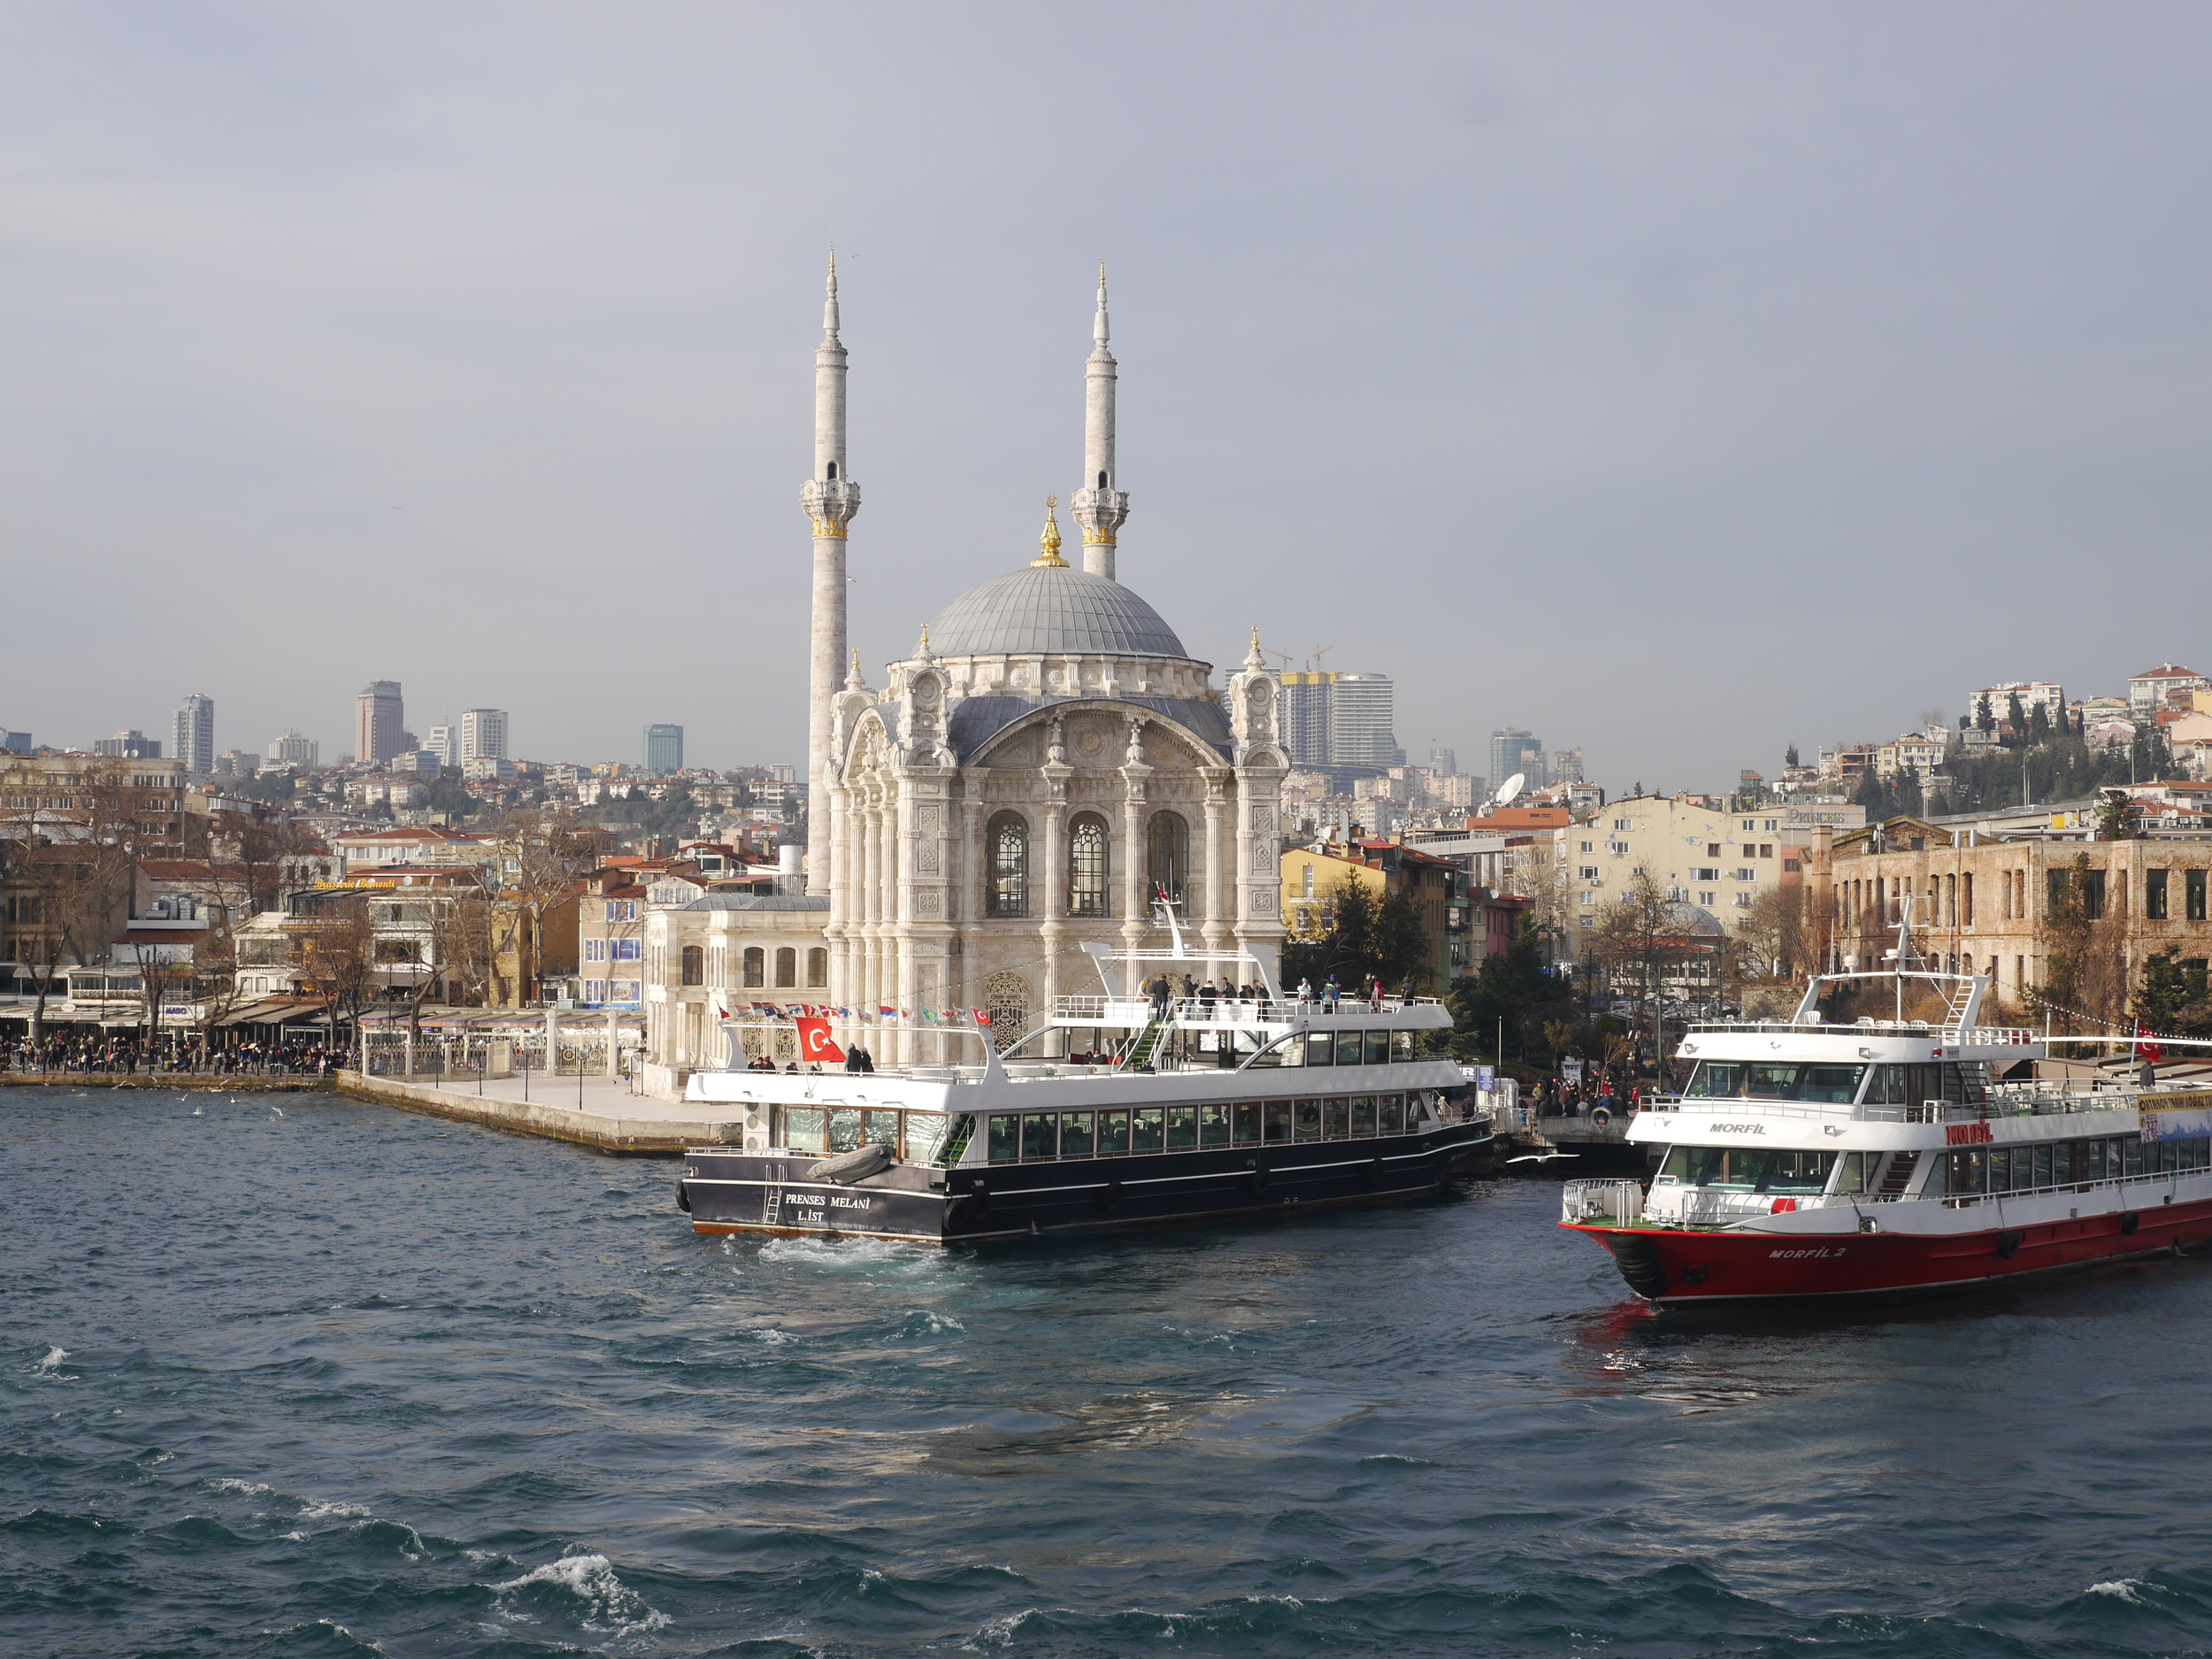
top-left (924, 564), bottom-right (1192, 661)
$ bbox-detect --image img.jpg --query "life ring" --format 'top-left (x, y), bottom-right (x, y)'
top-left (1590, 1106), bottom-right (1613, 1128)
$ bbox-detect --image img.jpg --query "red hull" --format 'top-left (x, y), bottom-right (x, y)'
top-left (1567, 1194), bottom-right (2212, 1301)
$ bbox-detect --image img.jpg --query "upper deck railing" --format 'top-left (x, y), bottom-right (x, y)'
top-left (1052, 994), bottom-right (1446, 1026)
top-left (1685, 1018), bottom-right (2040, 1046)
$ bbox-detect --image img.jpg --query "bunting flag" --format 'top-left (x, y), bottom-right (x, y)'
top-left (974, 1008), bottom-right (992, 1026)
top-left (879, 1005), bottom-right (896, 1018)
top-left (835, 1007), bottom-right (850, 1018)
top-left (920, 1009), bottom-right (937, 1025)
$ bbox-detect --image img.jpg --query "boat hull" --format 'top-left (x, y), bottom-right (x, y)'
top-left (683, 1125), bottom-right (1495, 1243)
top-left (1567, 1194), bottom-right (2212, 1302)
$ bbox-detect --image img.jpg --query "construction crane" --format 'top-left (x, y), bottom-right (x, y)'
top-left (1309, 644), bottom-right (1334, 673)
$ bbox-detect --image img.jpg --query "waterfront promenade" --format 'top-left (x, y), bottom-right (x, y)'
top-left (336, 1067), bottom-right (741, 1156)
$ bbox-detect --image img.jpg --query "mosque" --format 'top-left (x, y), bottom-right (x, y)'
top-left (803, 262), bottom-right (1288, 1062)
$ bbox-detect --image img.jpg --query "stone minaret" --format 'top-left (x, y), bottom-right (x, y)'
top-left (1070, 264), bottom-right (1130, 580)
top-left (801, 254), bottom-right (860, 895)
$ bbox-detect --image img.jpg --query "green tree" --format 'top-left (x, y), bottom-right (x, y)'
top-left (1784, 743), bottom-right (1800, 768)
top-left (1447, 918), bottom-right (1568, 1064)
top-left (2137, 947), bottom-right (2212, 1038)
top-left (1975, 692), bottom-right (1995, 732)
top-left (2007, 691), bottom-right (2028, 733)
top-left (2094, 788), bottom-right (2133, 841)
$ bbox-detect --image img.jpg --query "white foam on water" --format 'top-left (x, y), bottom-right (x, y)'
top-left (300, 1497), bottom-right (373, 1520)
top-left (211, 1478), bottom-right (273, 1496)
top-left (31, 1344), bottom-right (73, 1378)
top-left (495, 1552), bottom-right (671, 1639)
top-left (751, 1327), bottom-right (796, 1346)
top-left (2087, 1578), bottom-right (2154, 1602)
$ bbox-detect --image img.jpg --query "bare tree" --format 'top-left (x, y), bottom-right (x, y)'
top-left (293, 895), bottom-right (377, 1060)
top-left (488, 808), bottom-right (606, 1006)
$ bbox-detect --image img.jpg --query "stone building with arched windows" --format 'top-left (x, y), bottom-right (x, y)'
top-left (813, 265), bottom-right (1286, 1063)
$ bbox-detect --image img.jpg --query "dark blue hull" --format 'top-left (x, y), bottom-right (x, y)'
top-left (680, 1125), bottom-right (1497, 1241)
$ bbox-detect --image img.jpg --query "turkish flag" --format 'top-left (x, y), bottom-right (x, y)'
top-left (2137, 1023), bottom-right (2164, 1065)
top-left (974, 1008), bottom-right (991, 1026)
top-left (796, 1018), bottom-right (845, 1064)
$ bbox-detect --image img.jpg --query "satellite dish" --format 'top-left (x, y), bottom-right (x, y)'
top-left (1494, 772), bottom-right (1526, 807)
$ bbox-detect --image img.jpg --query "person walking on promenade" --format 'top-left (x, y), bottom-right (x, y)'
top-left (1323, 974), bottom-right (1340, 1012)
top-left (1296, 978), bottom-right (1313, 1010)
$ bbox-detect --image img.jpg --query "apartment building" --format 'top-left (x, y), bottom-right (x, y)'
top-left (1557, 795), bottom-right (1810, 950)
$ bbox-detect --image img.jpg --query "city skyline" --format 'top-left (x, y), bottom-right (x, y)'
top-left (5, 9), bottom-right (2210, 785)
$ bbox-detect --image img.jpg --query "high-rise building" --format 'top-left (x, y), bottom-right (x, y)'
top-left (459, 709), bottom-right (509, 764)
top-left (1428, 745), bottom-right (1457, 776)
top-left (426, 724), bottom-right (455, 767)
top-left (94, 730), bottom-right (162, 759)
top-left (645, 724), bottom-right (684, 773)
top-left (267, 729), bottom-right (320, 767)
top-left (1279, 671), bottom-right (1401, 772)
top-left (1489, 727), bottom-right (1543, 790)
top-left (173, 695), bottom-right (214, 775)
top-left (355, 681), bottom-right (404, 767)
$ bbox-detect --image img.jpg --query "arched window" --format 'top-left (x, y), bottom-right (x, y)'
top-left (680, 946), bottom-right (703, 987)
top-left (775, 947), bottom-right (797, 987)
top-left (826, 461), bottom-right (837, 480)
top-left (806, 948), bottom-right (829, 987)
top-left (1068, 812), bottom-right (1110, 917)
top-left (1096, 469), bottom-right (1107, 488)
top-left (1147, 810), bottom-right (1188, 907)
top-left (987, 812), bottom-right (1029, 918)
top-left (742, 947), bottom-right (764, 987)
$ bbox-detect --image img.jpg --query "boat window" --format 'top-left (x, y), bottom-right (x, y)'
top-left (1392, 1030), bottom-right (1414, 1062)
top-left (1922, 1156), bottom-right (1947, 1195)
top-left (1324, 1097), bottom-right (1348, 1138)
top-left (1294, 1098), bottom-right (1323, 1141)
top-left (1233, 1102), bottom-right (1261, 1145)
top-left (908, 1112), bottom-right (953, 1164)
top-left (1379, 1094), bottom-right (1404, 1134)
top-left (1863, 1064), bottom-right (1905, 1105)
top-left (1944, 1148), bottom-right (1987, 1194)
top-left (1335, 1032), bottom-right (1363, 1067)
top-left (1831, 1149), bottom-right (1869, 1195)
top-left (1660, 1146), bottom-right (1836, 1193)
top-left (2032, 1145), bottom-right (2052, 1190)
top-left (1263, 1101), bottom-right (1291, 1142)
top-left (1060, 1110), bottom-right (1095, 1158)
top-left (1363, 1031), bottom-right (1390, 1066)
top-left (1304, 1032), bottom-right (1333, 1066)
top-left (2051, 1141), bottom-right (2072, 1184)
top-left (1682, 1062), bottom-right (1866, 1102)
top-left (987, 1114), bottom-right (1019, 1164)
top-left (1098, 1109), bottom-right (1131, 1156)
top-left (783, 1107), bottom-right (826, 1155)
top-left (2122, 1139), bottom-right (2143, 1179)
top-left (863, 1109), bottom-right (900, 1152)
top-left (1990, 1147), bottom-right (2017, 1193)
top-left (1200, 1103), bottom-right (1232, 1148)
top-left (1021, 1112), bottom-right (1057, 1161)
top-left (827, 1109), bottom-right (864, 1154)
top-left (1351, 1095), bottom-right (1376, 1136)
top-left (1165, 1105), bottom-right (1199, 1151)
top-left (1244, 1029), bottom-right (1302, 1068)
top-left (1133, 1107), bottom-right (1164, 1153)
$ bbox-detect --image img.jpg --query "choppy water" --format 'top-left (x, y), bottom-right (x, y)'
top-left (6, 1089), bottom-right (2212, 1657)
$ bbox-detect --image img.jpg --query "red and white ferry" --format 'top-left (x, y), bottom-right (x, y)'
top-left (1562, 921), bottom-right (2212, 1302)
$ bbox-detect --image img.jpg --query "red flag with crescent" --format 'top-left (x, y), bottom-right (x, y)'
top-left (2136, 1023), bottom-right (2163, 1065)
top-left (796, 1018), bottom-right (845, 1064)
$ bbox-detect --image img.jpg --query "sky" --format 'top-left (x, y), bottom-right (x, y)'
top-left (4, 3), bottom-right (2209, 788)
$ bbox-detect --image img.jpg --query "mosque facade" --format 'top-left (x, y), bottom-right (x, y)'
top-left (803, 265), bottom-right (1287, 1062)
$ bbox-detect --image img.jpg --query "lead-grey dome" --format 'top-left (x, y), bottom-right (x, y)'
top-left (925, 565), bottom-right (1191, 660)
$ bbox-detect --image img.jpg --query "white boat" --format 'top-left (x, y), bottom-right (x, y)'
top-left (1561, 904), bottom-right (2212, 1301)
top-left (677, 903), bottom-right (1492, 1241)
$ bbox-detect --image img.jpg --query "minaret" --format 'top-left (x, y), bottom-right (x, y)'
top-left (801, 253), bottom-right (860, 896)
top-left (1070, 264), bottom-right (1130, 580)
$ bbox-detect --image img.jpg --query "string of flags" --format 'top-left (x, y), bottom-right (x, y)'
top-left (714, 1002), bottom-right (994, 1026)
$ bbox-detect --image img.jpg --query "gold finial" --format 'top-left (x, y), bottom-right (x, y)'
top-left (1032, 495), bottom-right (1067, 567)
top-left (918, 623), bottom-right (931, 653)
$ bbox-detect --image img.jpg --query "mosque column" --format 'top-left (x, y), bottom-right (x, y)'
top-left (1232, 772), bottom-right (1287, 992)
top-left (1118, 717), bottom-right (1153, 1003)
top-left (1041, 729), bottom-right (1071, 1029)
top-left (893, 774), bottom-right (917, 1069)
top-left (859, 782), bottom-right (882, 1023)
top-left (1202, 770), bottom-right (1232, 978)
top-left (825, 778), bottom-right (849, 1037)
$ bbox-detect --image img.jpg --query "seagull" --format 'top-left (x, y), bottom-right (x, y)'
top-left (190, 1105), bottom-right (203, 1116)
top-left (269, 1105), bottom-right (285, 1118)
top-left (1506, 1150), bottom-right (1579, 1165)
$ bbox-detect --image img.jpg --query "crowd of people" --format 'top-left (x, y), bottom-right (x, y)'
top-left (5, 1032), bottom-right (335, 1076)
top-left (1533, 1071), bottom-right (1644, 1118)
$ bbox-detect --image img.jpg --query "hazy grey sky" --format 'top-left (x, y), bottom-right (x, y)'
top-left (5, 3), bottom-right (2208, 787)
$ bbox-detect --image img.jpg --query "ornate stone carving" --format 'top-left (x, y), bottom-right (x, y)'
top-left (912, 888), bottom-right (941, 917)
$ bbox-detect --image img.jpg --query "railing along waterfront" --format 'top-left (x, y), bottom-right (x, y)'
top-left (1562, 1179), bottom-right (1645, 1225)
top-left (1050, 994), bottom-right (1444, 1025)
